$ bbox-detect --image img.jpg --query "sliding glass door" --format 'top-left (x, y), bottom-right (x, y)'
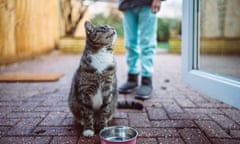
top-left (182, 0), bottom-right (240, 108)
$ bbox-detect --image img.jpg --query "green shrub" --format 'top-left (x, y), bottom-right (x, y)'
top-left (91, 13), bottom-right (124, 37)
top-left (157, 18), bottom-right (181, 42)
top-left (157, 18), bottom-right (170, 41)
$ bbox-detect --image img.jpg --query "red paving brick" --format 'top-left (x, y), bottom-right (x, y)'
top-left (137, 138), bottom-right (158, 144)
top-left (0, 52), bottom-right (240, 143)
top-left (195, 120), bottom-right (230, 138)
top-left (158, 138), bottom-right (185, 144)
top-left (179, 128), bottom-right (211, 144)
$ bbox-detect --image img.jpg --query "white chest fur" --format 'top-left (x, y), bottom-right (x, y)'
top-left (92, 87), bottom-right (103, 110)
top-left (90, 49), bottom-right (114, 73)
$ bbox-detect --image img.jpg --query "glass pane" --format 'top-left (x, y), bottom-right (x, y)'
top-left (199, 0), bottom-right (240, 81)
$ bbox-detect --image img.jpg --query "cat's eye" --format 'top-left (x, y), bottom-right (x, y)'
top-left (101, 26), bottom-right (107, 31)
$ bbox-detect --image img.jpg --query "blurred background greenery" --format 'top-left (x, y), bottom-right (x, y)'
top-left (91, 13), bottom-right (181, 51)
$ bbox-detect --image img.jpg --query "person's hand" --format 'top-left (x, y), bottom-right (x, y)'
top-left (151, 0), bottom-right (161, 13)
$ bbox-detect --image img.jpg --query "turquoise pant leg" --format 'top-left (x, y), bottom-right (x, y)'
top-left (123, 9), bottom-right (140, 74)
top-left (123, 6), bottom-right (157, 76)
top-left (139, 7), bottom-right (157, 77)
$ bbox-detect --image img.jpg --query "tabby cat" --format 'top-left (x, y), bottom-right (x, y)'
top-left (68, 21), bottom-right (143, 137)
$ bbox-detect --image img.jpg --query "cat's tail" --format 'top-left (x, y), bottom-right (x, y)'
top-left (117, 100), bottom-right (143, 110)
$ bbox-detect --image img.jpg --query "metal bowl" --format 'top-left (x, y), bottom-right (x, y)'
top-left (99, 126), bottom-right (138, 144)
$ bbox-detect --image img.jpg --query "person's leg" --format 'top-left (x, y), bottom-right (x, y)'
top-left (118, 9), bottom-right (140, 94)
top-left (123, 9), bottom-right (140, 75)
top-left (139, 6), bottom-right (157, 77)
top-left (135, 6), bottom-right (157, 99)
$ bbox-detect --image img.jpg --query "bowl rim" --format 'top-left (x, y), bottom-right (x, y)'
top-left (99, 126), bottom-right (138, 143)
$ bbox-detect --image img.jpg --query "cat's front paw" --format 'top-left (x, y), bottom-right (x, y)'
top-left (83, 129), bottom-right (95, 137)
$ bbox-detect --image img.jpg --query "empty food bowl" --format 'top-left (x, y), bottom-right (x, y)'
top-left (99, 126), bottom-right (138, 144)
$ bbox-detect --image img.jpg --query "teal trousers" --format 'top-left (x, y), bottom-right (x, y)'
top-left (123, 6), bottom-right (157, 77)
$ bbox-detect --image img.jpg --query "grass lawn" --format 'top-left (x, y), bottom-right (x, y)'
top-left (157, 42), bottom-right (169, 50)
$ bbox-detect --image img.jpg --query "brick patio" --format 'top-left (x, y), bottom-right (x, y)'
top-left (0, 51), bottom-right (240, 144)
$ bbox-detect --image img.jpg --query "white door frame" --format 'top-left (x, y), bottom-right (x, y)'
top-left (182, 0), bottom-right (240, 108)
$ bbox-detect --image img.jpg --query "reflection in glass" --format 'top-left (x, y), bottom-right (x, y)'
top-left (199, 0), bottom-right (240, 81)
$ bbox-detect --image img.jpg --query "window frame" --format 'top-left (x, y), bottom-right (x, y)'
top-left (182, 0), bottom-right (240, 108)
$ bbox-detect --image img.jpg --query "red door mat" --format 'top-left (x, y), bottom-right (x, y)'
top-left (0, 73), bottom-right (64, 82)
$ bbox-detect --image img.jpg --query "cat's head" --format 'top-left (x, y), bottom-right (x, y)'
top-left (84, 21), bottom-right (117, 52)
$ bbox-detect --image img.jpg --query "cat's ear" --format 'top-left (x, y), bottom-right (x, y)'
top-left (84, 21), bottom-right (94, 35)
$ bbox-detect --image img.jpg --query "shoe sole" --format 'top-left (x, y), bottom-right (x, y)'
top-left (118, 88), bottom-right (136, 94)
top-left (134, 94), bottom-right (152, 100)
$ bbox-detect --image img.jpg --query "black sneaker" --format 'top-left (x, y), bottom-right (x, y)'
top-left (135, 76), bottom-right (152, 100)
top-left (118, 73), bottom-right (138, 94)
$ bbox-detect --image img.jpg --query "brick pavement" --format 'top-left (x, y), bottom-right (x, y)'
top-left (0, 51), bottom-right (240, 144)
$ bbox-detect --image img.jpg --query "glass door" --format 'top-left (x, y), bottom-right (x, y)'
top-left (182, 0), bottom-right (240, 108)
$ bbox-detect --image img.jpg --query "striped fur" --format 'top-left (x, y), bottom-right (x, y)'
top-left (68, 21), bottom-right (143, 138)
